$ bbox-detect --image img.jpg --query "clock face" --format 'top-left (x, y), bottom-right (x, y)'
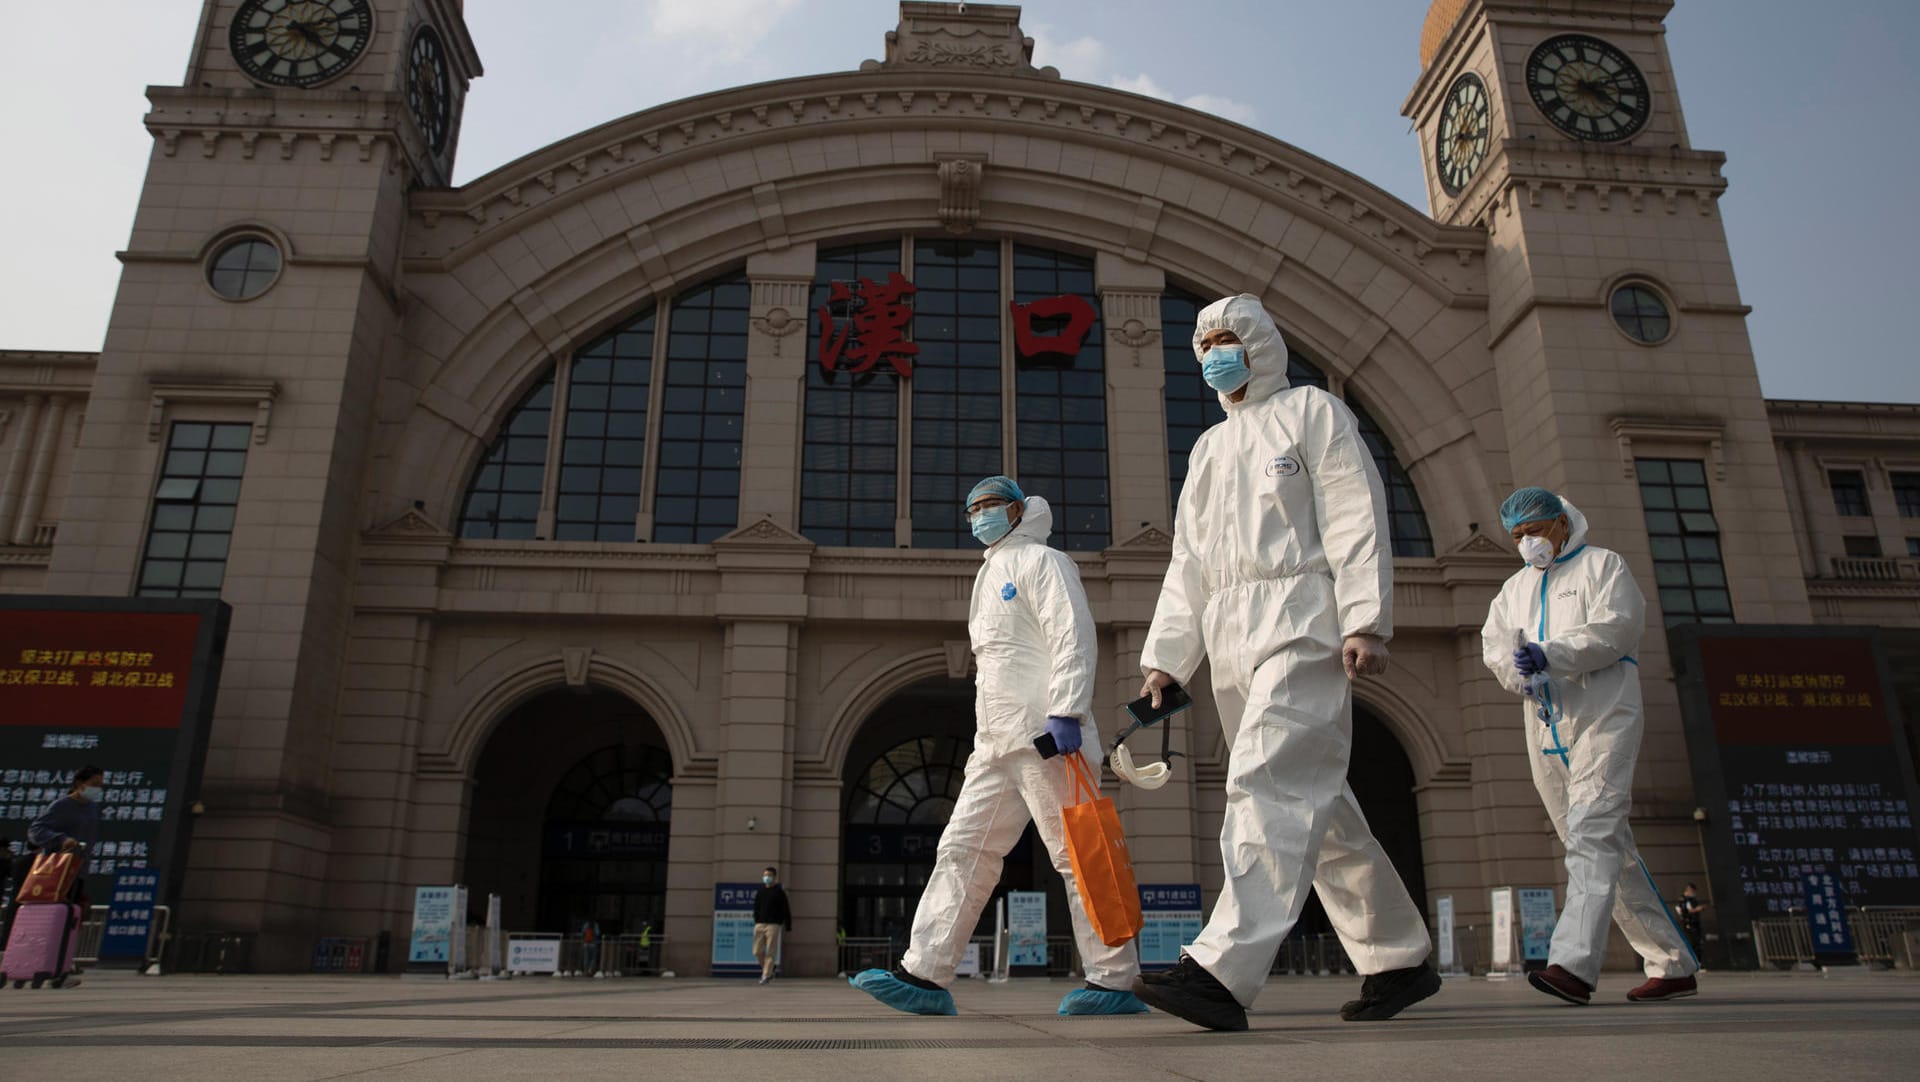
top-left (1525, 34), bottom-right (1650, 142)
top-left (229, 0), bottom-right (373, 89)
top-left (409, 27), bottom-right (452, 153)
top-left (1436, 73), bottom-right (1491, 197)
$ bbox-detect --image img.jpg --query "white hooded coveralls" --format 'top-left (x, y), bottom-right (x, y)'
top-left (901, 496), bottom-right (1140, 990)
top-left (1479, 499), bottom-right (1698, 987)
top-left (1139, 295), bottom-right (1431, 1007)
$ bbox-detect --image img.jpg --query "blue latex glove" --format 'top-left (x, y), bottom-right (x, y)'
top-left (1045, 715), bottom-right (1083, 755)
top-left (1514, 643), bottom-right (1548, 676)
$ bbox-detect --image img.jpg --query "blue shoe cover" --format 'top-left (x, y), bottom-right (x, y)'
top-left (849, 968), bottom-right (957, 1015)
top-left (1058, 987), bottom-right (1152, 1015)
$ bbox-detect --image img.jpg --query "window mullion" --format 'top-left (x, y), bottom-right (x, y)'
top-left (537, 358), bottom-right (571, 540)
top-left (638, 293), bottom-right (672, 542)
top-left (998, 236), bottom-right (1016, 478)
top-left (896, 234), bottom-right (915, 548)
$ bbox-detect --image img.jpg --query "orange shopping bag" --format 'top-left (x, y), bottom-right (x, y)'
top-left (1060, 751), bottom-right (1144, 947)
top-left (14, 849), bottom-right (81, 904)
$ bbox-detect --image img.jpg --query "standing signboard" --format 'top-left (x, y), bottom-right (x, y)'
top-left (1435, 895), bottom-right (1455, 973)
top-left (712, 882), bottom-right (762, 976)
top-left (1136, 884), bottom-right (1203, 970)
top-left (1670, 626), bottom-right (1920, 968)
top-left (1007, 890), bottom-right (1048, 967)
top-left (1801, 872), bottom-right (1858, 966)
top-left (98, 866), bottom-right (160, 961)
top-left (1489, 887), bottom-right (1515, 977)
top-left (0, 597), bottom-right (228, 919)
top-left (408, 885), bottom-right (456, 965)
top-left (1517, 888), bottom-right (1557, 970)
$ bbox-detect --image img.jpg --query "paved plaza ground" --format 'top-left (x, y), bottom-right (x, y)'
top-left (1, 968), bottom-right (1915, 1080)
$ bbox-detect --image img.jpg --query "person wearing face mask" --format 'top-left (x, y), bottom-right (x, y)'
top-left (1480, 487), bottom-right (1700, 1005)
top-left (1132, 295), bottom-right (1437, 1031)
top-left (752, 866), bottom-right (791, 985)
top-left (851, 477), bottom-right (1148, 1017)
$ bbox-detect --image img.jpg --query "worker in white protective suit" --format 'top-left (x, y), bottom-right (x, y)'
top-left (1480, 487), bottom-right (1701, 1005)
top-left (850, 477), bottom-right (1148, 1017)
top-left (1131, 295), bottom-right (1438, 1031)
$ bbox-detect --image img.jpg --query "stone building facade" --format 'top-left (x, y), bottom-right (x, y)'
top-left (2, 0), bottom-right (1915, 973)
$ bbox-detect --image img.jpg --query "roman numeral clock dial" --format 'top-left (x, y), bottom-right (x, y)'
top-left (1525, 34), bottom-right (1651, 142)
top-left (229, 0), bottom-right (373, 88)
top-left (1436, 72), bottom-right (1491, 197)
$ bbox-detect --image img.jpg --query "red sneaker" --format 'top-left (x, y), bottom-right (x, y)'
top-left (1527, 964), bottom-right (1592, 1005)
top-left (1626, 974), bottom-right (1698, 1002)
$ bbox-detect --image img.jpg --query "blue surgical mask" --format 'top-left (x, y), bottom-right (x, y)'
top-left (1201, 344), bottom-right (1251, 393)
top-left (971, 506), bottom-right (1013, 545)
top-left (762, 875), bottom-right (773, 886)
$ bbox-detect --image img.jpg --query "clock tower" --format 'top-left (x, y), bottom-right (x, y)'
top-left (1402, 0), bottom-right (1811, 928)
top-left (42, 0), bottom-right (480, 967)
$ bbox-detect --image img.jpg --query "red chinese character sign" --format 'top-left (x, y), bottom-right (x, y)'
top-left (1009, 294), bottom-right (1097, 365)
top-left (818, 273), bottom-right (919, 378)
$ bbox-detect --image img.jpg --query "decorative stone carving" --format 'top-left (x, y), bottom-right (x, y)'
top-left (561, 646), bottom-right (593, 689)
top-left (944, 640), bottom-right (974, 680)
top-left (865, 1), bottom-right (1058, 78)
top-left (749, 307), bottom-right (805, 356)
top-left (147, 378), bottom-right (278, 444)
top-left (936, 154), bottom-right (986, 234)
top-left (376, 506), bottom-right (452, 537)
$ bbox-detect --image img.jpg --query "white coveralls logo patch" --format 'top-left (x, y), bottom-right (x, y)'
top-left (1001, 582), bottom-right (1018, 601)
top-left (1265, 455), bottom-right (1300, 478)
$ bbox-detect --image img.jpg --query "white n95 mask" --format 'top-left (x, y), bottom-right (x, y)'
top-left (1109, 743), bottom-right (1172, 790)
top-left (1519, 535), bottom-right (1554, 569)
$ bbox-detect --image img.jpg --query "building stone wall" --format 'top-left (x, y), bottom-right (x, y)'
top-left (2, 1), bottom-right (1916, 974)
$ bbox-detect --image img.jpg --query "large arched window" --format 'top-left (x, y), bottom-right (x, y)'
top-left (802, 242), bottom-right (904, 547)
top-left (458, 372), bottom-right (552, 540)
top-left (455, 271), bottom-right (748, 543)
top-left (794, 236), bottom-right (1112, 551)
top-left (1160, 286), bottom-right (1434, 557)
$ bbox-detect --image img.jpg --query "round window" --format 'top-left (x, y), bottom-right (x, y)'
top-left (206, 237), bottom-right (282, 301)
top-left (1610, 282), bottom-right (1672, 344)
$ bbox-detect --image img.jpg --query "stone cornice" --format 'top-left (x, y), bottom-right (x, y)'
top-left (143, 85), bottom-right (429, 176)
top-left (0, 352), bottom-right (97, 395)
top-left (405, 70), bottom-right (1485, 286)
top-left (1450, 140), bottom-right (1726, 233)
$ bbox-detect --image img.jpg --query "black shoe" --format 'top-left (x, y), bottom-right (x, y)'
top-left (892, 966), bottom-right (942, 991)
top-left (1340, 961), bottom-right (1441, 1021)
top-left (1130, 955), bottom-right (1248, 1032)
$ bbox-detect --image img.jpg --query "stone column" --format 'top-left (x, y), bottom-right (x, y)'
top-left (739, 243), bottom-right (818, 531)
top-left (1787, 439), bottom-right (1835, 577)
top-left (13, 395), bottom-right (66, 546)
top-left (0, 394), bottom-right (43, 543)
top-left (710, 526), bottom-right (814, 970)
top-left (1094, 253), bottom-right (1169, 539)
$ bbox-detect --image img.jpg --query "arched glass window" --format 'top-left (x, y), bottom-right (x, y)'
top-left (845, 735), bottom-right (969, 827)
top-left (654, 274), bottom-right (749, 543)
top-left (456, 268), bottom-right (751, 545)
top-left (458, 371), bottom-right (553, 539)
top-left (910, 239), bottom-right (1003, 548)
top-left (1349, 397), bottom-right (1435, 557)
top-left (802, 242), bottom-right (904, 547)
top-left (1012, 246), bottom-right (1109, 551)
top-left (1159, 287), bottom-right (1433, 556)
top-left (556, 310), bottom-right (655, 541)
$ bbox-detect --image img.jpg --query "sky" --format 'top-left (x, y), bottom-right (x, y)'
top-left (3, 0), bottom-right (1917, 403)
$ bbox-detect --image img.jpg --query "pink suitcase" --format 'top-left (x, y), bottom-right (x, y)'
top-left (1, 903), bottom-right (81, 988)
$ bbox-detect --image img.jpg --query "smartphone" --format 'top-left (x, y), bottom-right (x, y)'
top-left (1124, 682), bottom-right (1193, 728)
top-left (1033, 732), bottom-right (1060, 759)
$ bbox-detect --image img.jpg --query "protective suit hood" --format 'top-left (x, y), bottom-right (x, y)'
top-left (1557, 498), bottom-right (1591, 559)
top-left (988, 494), bottom-right (1053, 555)
top-left (1192, 294), bottom-right (1292, 410)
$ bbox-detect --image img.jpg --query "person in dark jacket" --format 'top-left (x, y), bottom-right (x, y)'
top-left (27, 766), bottom-right (102, 902)
top-left (752, 866), bottom-right (791, 985)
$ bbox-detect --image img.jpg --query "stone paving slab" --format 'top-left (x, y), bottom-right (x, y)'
top-left (3, 970), bottom-right (1916, 1080)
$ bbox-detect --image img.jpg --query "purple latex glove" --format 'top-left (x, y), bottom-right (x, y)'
top-left (1045, 715), bottom-right (1083, 755)
top-left (1514, 643), bottom-right (1548, 676)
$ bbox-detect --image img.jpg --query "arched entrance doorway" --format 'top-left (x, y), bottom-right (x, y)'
top-left (463, 688), bottom-right (673, 937)
top-left (840, 677), bottom-right (1070, 952)
top-left (1288, 703), bottom-right (1429, 945)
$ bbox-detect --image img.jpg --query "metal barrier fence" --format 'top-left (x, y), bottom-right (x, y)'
top-left (1753, 908), bottom-right (1920, 968)
top-left (71, 905), bottom-right (172, 967)
top-left (1269, 932), bottom-right (1357, 976)
top-left (837, 936), bottom-right (896, 975)
top-left (530, 933), bottom-right (669, 975)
